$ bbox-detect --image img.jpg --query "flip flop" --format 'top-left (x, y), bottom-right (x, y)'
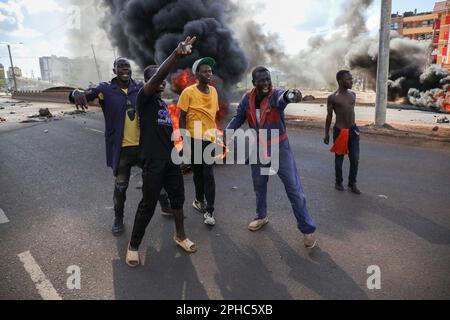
top-left (126, 244), bottom-right (140, 267)
top-left (174, 237), bottom-right (197, 253)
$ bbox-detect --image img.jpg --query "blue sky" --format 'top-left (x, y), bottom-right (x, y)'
top-left (0, 0), bottom-right (437, 79)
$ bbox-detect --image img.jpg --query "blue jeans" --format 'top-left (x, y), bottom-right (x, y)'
top-left (250, 142), bottom-right (316, 234)
top-left (333, 125), bottom-right (360, 185)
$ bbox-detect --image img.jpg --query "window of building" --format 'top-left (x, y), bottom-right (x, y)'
top-left (404, 22), bottom-right (414, 28)
top-left (445, 15), bottom-right (450, 24)
top-left (391, 22), bottom-right (399, 30)
top-left (417, 20), bottom-right (433, 27)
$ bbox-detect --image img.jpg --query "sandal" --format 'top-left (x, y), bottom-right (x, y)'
top-left (126, 243), bottom-right (140, 267)
top-left (174, 237), bottom-right (197, 253)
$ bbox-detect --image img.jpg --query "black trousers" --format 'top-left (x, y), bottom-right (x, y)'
top-left (333, 125), bottom-right (360, 185)
top-left (191, 138), bottom-right (215, 214)
top-left (130, 159), bottom-right (185, 249)
top-left (113, 146), bottom-right (169, 218)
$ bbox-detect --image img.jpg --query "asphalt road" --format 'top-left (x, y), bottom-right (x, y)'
top-left (0, 110), bottom-right (449, 300)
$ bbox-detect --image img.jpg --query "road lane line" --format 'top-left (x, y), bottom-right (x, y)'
top-left (86, 128), bottom-right (103, 134)
top-left (0, 208), bottom-right (9, 224)
top-left (17, 251), bottom-right (62, 300)
top-left (181, 281), bottom-right (187, 300)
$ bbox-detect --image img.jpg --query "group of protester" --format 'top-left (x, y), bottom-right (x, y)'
top-left (70, 37), bottom-right (360, 267)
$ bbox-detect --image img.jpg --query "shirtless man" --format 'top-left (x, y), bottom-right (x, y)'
top-left (324, 70), bottom-right (361, 194)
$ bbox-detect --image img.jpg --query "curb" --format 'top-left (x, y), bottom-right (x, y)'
top-left (285, 118), bottom-right (450, 145)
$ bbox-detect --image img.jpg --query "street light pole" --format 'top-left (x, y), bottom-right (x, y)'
top-left (6, 44), bottom-right (18, 92)
top-left (375, 0), bottom-right (392, 126)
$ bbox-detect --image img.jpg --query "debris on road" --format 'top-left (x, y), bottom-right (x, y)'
top-left (63, 110), bottom-right (86, 116)
top-left (303, 95), bottom-right (316, 101)
top-left (39, 108), bottom-right (53, 118)
top-left (436, 116), bottom-right (449, 123)
top-left (432, 126), bottom-right (439, 131)
top-left (378, 195), bottom-right (388, 199)
top-left (44, 129), bottom-right (49, 133)
top-left (0, 117), bottom-right (6, 122)
top-left (231, 186), bottom-right (238, 190)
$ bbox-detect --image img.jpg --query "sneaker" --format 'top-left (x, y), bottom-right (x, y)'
top-left (112, 217), bottom-right (124, 236)
top-left (348, 183), bottom-right (361, 194)
top-left (248, 217), bottom-right (269, 231)
top-left (203, 212), bottom-right (216, 226)
top-left (193, 199), bottom-right (206, 213)
top-left (303, 233), bottom-right (317, 249)
top-left (335, 183), bottom-right (344, 191)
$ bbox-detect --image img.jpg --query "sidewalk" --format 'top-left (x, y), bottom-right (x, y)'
top-left (284, 103), bottom-right (450, 142)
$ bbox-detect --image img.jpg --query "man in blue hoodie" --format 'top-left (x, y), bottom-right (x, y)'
top-left (226, 66), bottom-right (317, 249)
top-left (69, 58), bottom-right (171, 236)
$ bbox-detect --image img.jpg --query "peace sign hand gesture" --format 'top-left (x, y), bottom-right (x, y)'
top-left (175, 36), bottom-right (197, 56)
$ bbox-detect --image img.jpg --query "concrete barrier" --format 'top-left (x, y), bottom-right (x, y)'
top-left (12, 89), bottom-right (100, 106)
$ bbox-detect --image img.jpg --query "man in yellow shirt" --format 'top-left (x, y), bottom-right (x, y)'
top-left (178, 57), bottom-right (219, 226)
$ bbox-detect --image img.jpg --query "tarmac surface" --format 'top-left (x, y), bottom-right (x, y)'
top-left (1, 109), bottom-right (449, 299)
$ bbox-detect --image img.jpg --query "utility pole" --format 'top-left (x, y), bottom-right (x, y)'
top-left (6, 44), bottom-right (18, 92)
top-left (91, 44), bottom-right (102, 82)
top-left (375, 0), bottom-right (392, 126)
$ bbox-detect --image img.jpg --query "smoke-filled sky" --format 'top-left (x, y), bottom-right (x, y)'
top-left (0, 0), bottom-right (436, 80)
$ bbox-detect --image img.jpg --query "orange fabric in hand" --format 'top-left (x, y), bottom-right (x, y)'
top-left (330, 128), bottom-right (350, 155)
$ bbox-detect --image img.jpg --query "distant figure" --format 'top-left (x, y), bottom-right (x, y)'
top-left (226, 66), bottom-right (317, 249)
top-left (324, 70), bottom-right (361, 194)
top-left (68, 57), bottom-right (171, 237)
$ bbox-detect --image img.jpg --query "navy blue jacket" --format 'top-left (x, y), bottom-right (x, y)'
top-left (70, 77), bottom-right (143, 176)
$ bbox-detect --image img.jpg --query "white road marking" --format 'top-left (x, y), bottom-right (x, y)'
top-left (0, 208), bottom-right (9, 224)
top-left (181, 281), bottom-right (187, 300)
top-left (17, 251), bottom-right (62, 300)
top-left (86, 128), bottom-right (103, 134)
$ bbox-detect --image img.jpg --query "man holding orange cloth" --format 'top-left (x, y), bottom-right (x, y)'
top-left (324, 70), bottom-right (361, 194)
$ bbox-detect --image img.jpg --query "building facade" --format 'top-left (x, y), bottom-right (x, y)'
top-left (390, 1), bottom-right (450, 70)
top-left (432, 1), bottom-right (450, 68)
top-left (0, 64), bottom-right (6, 88)
top-left (39, 55), bottom-right (71, 83)
top-left (39, 55), bottom-right (110, 87)
top-left (7, 66), bottom-right (22, 79)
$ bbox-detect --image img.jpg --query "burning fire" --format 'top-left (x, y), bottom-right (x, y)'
top-left (168, 103), bottom-right (183, 152)
top-left (433, 86), bottom-right (450, 113)
top-left (171, 69), bottom-right (197, 95)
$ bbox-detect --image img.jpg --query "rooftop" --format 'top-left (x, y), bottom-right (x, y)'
top-left (434, 1), bottom-right (450, 12)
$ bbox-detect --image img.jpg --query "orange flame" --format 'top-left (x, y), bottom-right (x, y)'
top-left (171, 69), bottom-right (197, 95)
top-left (168, 103), bottom-right (183, 152)
top-left (213, 128), bottom-right (230, 161)
top-left (433, 87), bottom-right (450, 113)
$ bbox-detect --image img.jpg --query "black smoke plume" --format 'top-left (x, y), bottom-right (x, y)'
top-left (100, 0), bottom-right (248, 101)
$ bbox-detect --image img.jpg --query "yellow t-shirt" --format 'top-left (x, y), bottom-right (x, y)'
top-left (99, 89), bottom-right (140, 147)
top-left (177, 84), bottom-right (219, 141)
